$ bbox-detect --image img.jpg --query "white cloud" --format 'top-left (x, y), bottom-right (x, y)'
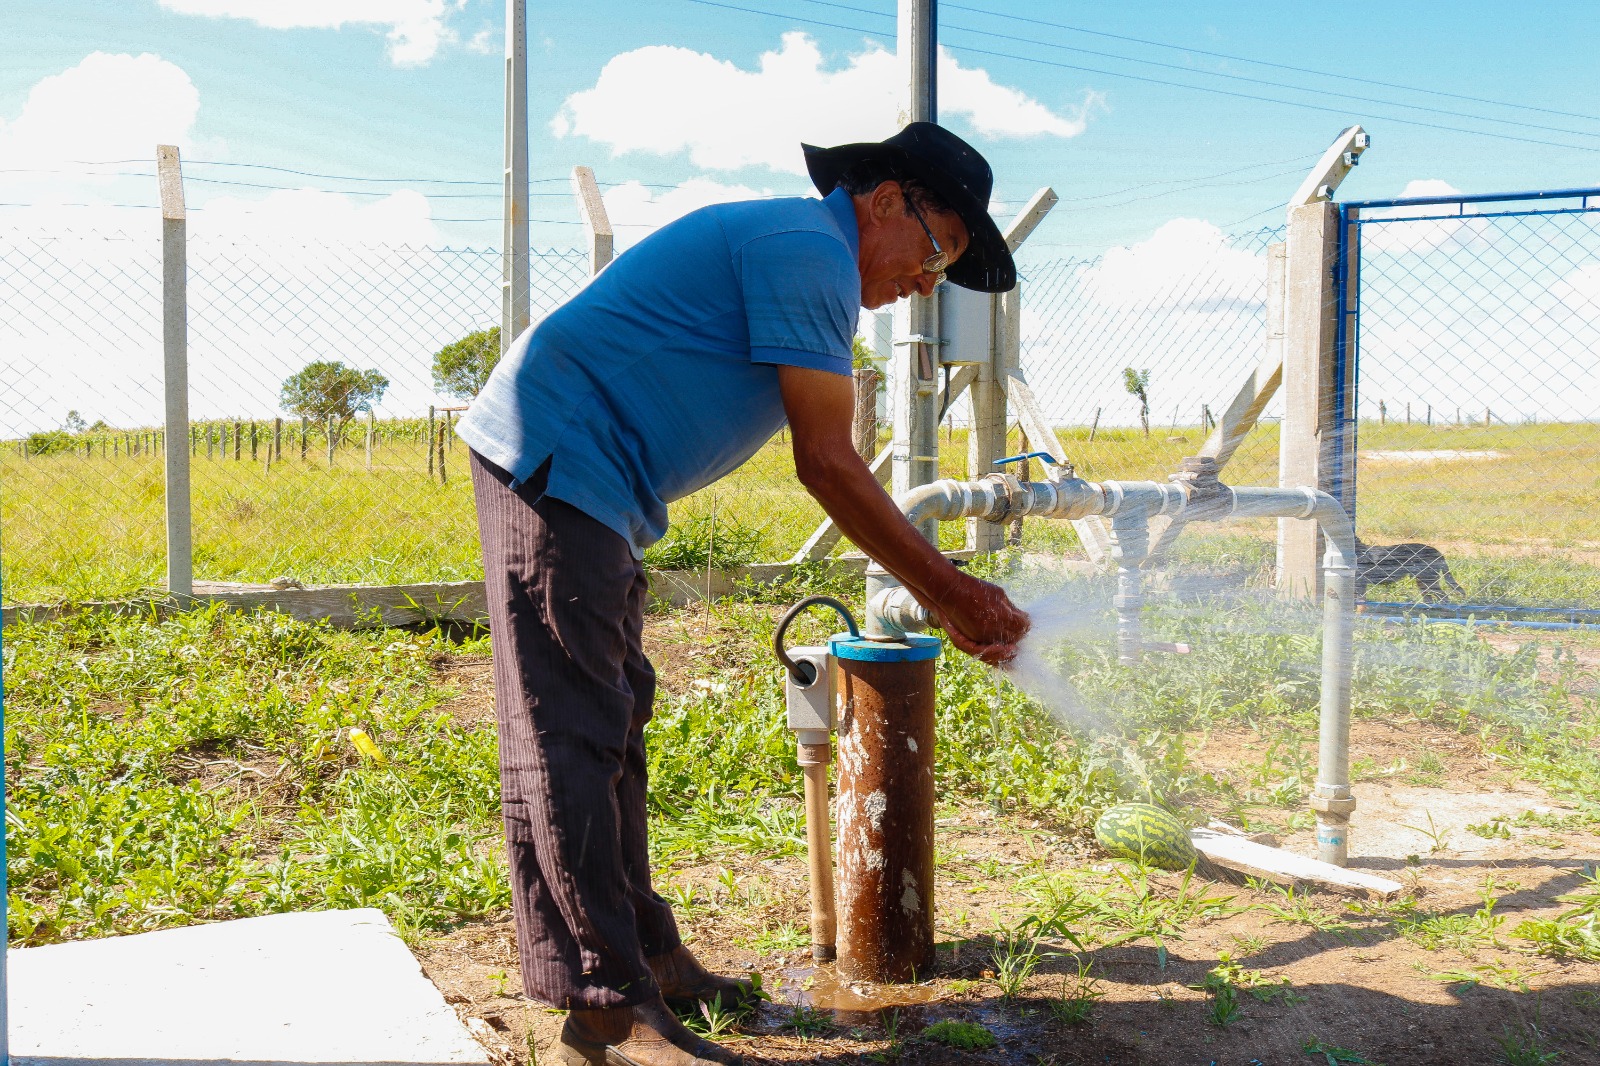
top-left (553, 33), bottom-right (1092, 174)
top-left (1360, 179), bottom-right (1492, 254)
top-left (1080, 218), bottom-right (1265, 311)
top-left (601, 178), bottom-right (771, 245)
top-left (0, 52), bottom-right (199, 166)
top-left (158, 0), bottom-right (463, 66)
top-left (198, 188), bottom-right (442, 249)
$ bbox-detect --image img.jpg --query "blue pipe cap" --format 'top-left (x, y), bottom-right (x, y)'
top-left (829, 632), bottom-right (942, 662)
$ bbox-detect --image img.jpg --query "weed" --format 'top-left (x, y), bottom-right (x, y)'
top-left (739, 922), bottom-right (808, 954)
top-left (1495, 1023), bottom-right (1561, 1066)
top-left (1512, 867), bottom-right (1600, 961)
top-left (1469, 817), bottom-right (1514, 840)
top-left (1048, 956), bottom-right (1104, 1026)
top-left (1303, 1037), bottom-right (1384, 1065)
top-left (1427, 962), bottom-right (1537, 993)
top-left (779, 1004), bottom-right (834, 1039)
top-left (1397, 887), bottom-right (1506, 954)
top-left (869, 1008), bottom-right (905, 1064)
top-left (921, 1019), bottom-right (997, 1050)
top-left (681, 992), bottom-right (741, 1040)
top-left (990, 933), bottom-right (1044, 1001)
top-left (1205, 982), bottom-right (1241, 1027)
top-left (1398, 810), bottom-right (1451, 854)
top-left (1258, 883), bottom-right (1356, 936)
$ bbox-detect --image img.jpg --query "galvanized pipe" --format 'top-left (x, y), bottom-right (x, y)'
top-left (869, 471), bottom-right (1362, 866)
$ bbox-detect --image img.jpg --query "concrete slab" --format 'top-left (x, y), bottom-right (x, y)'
top-left (10, 908), bottom-right (490, 1066)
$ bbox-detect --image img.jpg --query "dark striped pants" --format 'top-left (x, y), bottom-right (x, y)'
top-left (470, 450), bottom-right (680, 1010)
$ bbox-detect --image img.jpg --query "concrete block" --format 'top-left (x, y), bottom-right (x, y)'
top-left (10, 908), bottom-right (489, 1066)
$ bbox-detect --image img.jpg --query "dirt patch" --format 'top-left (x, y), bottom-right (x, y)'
top-left (421, 633), bottom-right (1600, 1065)
top-left (416, 798), bottom-right (1600, 1065)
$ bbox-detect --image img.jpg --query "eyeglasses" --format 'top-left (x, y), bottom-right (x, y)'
top-left (904, 195), bottom-right (950, 278)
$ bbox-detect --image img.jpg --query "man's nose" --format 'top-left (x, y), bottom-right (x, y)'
top-left (911, 273), bottom-right (939, 298)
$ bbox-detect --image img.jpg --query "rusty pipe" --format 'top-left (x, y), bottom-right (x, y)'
top-left (831, 632), bottom-right (941, 983)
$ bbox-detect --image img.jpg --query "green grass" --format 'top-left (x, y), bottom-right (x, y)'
top-left (9, 417), bottom-right (1600, 609)
top-left (6, 563), bottom-right (1599, 957)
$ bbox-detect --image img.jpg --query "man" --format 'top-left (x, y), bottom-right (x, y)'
top-left (457, 122), bottom-right (1030, 1066)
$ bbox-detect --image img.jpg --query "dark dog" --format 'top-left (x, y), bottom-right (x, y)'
top-left (1355, 537), bottom-right (1465, 603)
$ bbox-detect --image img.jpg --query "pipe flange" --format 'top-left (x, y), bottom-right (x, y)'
top-left (1310, 793), bottom-right (1357, 816)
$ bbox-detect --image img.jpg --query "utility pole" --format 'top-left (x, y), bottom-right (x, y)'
top-left (501, 0), bottom-right (530, 356)
top-left (892, 0), bottom-right (942, 541)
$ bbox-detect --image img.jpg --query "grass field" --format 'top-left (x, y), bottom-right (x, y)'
top-left (7, 563), bottom-right (1600, 1062)
top-left (4, 418), bottom-right (1599, 608)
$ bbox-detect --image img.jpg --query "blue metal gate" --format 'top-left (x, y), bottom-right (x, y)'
top-left (1338, 187), bottom-right (1600, 624)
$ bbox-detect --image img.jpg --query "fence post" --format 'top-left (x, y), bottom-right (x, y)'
top-left (966, 283), bottom-right (1013, 553)
top-left (437, 423), bottom-right (448, 484)
top-left (326, 416), bottom-right (336, 467)
top-left (300, 416), bottom-right (308, 462)
top-left (852, 367), bottom-right (881, 459)
top-left (365, 409), bottom-right (375, 472)
top-left (1277, 199), bottom-right (1341, 599)
top-left (274, 417), bottom-right (282, 463)
top-left (158, 144), bottom-right (193, 599)
top-left (572, 165), bottom-right (614, 276)
top-left (427, 405), bottom-right (436, 478)
top-left (250, 421), bottom-right (257, 461)
top-left (501, 0), bottom-right (530, 357)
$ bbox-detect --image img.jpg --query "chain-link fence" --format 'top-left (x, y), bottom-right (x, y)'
top-left (1, 218), bottom-right (1307, 605)
top-left (1012, 224), bottom-right (1288, 570)
top-left (0, 229), bottom-right (592, 605)
top-left (1347, 189), bottom-right (1600, 617)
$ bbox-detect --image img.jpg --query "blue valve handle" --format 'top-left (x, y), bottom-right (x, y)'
top-left (993, 451), bottom-right (1056, 467)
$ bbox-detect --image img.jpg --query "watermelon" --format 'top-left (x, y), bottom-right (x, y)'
top-left (1094, 803), bottom-right (1197, 870)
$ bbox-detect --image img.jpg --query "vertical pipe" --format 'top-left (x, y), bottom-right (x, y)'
top-left (1109, 509), bottom-right (1149, 665)
top-left (892, 0), bottom-right (940, 541)
top-left (833, 635), bottom-right (940, 983)
top-left (1314, 548), bottom-right (1358, 866)
top-left (798, 742), bottom-right (837, 961)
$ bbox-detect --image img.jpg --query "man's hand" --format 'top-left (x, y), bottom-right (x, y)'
top-left (921, 571), bottom-right (1030, 666)
top-left (777, 364), bottom-right (1031, 664)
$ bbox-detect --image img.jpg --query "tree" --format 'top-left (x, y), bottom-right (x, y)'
top-left (63, 410), bottom-right (87, 434)
top-left (432, 326), bottom-right (500, 400)
top-left (280, 360), bottom-right (390, 426)
top-left (1123, 367), bottom-right (1151, 438)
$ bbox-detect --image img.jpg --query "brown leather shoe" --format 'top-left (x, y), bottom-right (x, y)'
top-left (553, 996), bottom-right (746, 1066)
top-left (648, 945), bottom-right (758, 1013)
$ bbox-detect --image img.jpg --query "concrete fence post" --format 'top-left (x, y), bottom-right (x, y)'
top-left (572, 165), bottom-right (613, 277)
top-left (1277, 201), bottom-right (1340, 599)
top-left (158, 144), bottom-right (193, 599)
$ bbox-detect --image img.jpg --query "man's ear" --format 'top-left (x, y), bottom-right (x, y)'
top-left (868, 180), bottom-right (903, 223)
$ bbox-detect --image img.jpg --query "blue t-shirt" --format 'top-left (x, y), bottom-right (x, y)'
top-left (458, 189), bottom-right (860, 557)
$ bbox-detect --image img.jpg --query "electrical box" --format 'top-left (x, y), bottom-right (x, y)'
top-left (937, 283), bottom-right (994, 366)
top-left (784, 646), bottom-right (835, 744)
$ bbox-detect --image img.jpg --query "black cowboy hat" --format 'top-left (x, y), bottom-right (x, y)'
top-left (802, 121), bottom-right (1015, 293)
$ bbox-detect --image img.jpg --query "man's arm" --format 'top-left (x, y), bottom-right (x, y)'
top-left (778, 364), bottom-right (1029, 663)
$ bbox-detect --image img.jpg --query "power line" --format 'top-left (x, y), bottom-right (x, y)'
top-left (943, 1), bottom-right (1600, 126)
top-left (795, 0), bottom-right (1600, 138)
top-left (686, 0), bottom-right (1600, 154)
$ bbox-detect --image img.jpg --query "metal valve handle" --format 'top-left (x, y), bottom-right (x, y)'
top-left (993, 451), bottom-right (1056, 468)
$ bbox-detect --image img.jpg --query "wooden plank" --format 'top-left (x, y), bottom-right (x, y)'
top-left (1145, 242), bottom-right (1287, 563)
top-left (1190, 827), bottom-right (1402, 899)
top-left (1277, 200), bottom-right (1340, 599)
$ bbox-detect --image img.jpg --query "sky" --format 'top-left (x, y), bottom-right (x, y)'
top-left (4, 0), bottom-right (1598, 254)
top-left (3, 1), bottom-right (1599, 432)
